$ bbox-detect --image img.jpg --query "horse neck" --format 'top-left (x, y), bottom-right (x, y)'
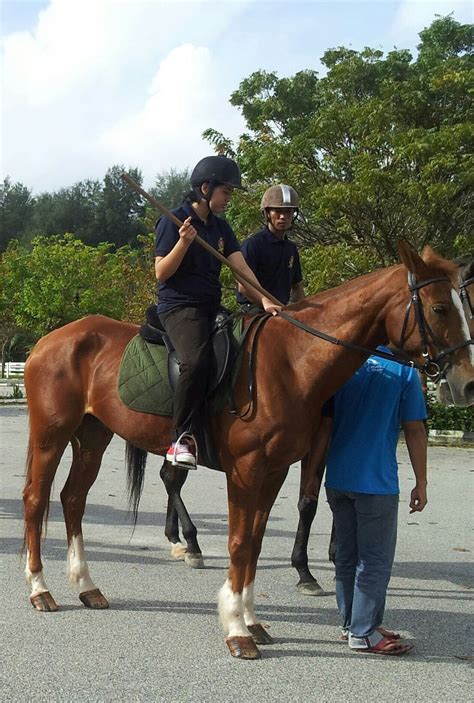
top-left (303, 265), bottom-right (403, 341)
top-left (285, 265), bottom-right (406, 396)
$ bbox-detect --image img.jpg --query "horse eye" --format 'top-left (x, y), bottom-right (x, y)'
top-left (432, 305), bottom-right (447, 315)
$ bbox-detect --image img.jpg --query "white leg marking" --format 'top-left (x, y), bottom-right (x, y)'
top-left (242, 581), bottom-right (257, 627)
top-left (218, 579), bottom-right (251, 637)
top-left (67, 534), bottom-right (96, 592)
top-left (452, 290), bottom-right (474, 363)
top-left (25, 551), bottom-right (49, 597)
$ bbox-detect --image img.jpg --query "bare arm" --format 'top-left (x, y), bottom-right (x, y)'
top-left (228, 251), bottom-right (281, 314)
top-left (155, 217), bottom-right (196, 282)
top-left (402, 420), bottom-right (428, 513)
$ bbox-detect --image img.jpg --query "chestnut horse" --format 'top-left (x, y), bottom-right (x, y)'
top-left (151, 255), bottom-right (474, 594)
top-left (23, 243), bottom-right (473, 659)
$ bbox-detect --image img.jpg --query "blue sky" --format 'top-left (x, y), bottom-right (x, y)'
top-left (1, 0), bottom-right (472, 193)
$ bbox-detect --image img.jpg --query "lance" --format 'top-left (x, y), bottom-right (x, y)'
top-left (121, 172), bottom-right (283, 307)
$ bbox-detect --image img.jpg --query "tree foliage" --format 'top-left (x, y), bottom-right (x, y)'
top-left (0, 234), bottom-right (155, 337)
top-left (205, 16), bottom-right (473, 266)
top-left (0, 177), bottom-right (35, 252)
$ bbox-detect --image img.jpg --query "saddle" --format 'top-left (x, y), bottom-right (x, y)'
top-left (139, 305), bottom-right (232, 395)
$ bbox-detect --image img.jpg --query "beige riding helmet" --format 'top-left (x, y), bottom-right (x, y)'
top-left (260, 184), bottom-right (300, 211)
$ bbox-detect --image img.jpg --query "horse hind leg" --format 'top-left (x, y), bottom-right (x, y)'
top-left (60, 415), bottom-right (113, 609)
top-left (160, 460), bottom-right (204, 569)
top-left (24, 433), bottom-right (72, 612)
top-left (291, 453), bottom-right (327, 595)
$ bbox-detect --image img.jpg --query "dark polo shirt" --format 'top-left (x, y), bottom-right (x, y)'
top-left (155, 201), bottom-right (240, 314)
top-left (237, 226), bottom-right (302, 305)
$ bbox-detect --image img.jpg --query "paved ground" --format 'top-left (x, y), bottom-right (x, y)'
top-left (1, 406), bottom-right (473, 702)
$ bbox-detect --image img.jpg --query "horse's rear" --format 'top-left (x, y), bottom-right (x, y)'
top-left (23, 315), bottom-right (141, 611)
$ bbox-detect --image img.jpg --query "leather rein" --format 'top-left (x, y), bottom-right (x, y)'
top-left (273, 273), bottom-right (472, 380)
top-left (225, 272), bottom-right (473, 418)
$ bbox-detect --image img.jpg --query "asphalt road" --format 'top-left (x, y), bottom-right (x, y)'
top-left (1, 406), bottom-right (473, 702)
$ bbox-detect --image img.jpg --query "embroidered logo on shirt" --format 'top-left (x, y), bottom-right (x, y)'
top-left (218, 237), bottom-right (225, 254)
top-left (366, 358), bottom-right (383, 373)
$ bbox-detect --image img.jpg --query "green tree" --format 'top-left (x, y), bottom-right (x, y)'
top-left (27, 179), bottom-right (102, 244)
top-left (205, 16), bottom-right (473, 265)
top-left (1, 235), bottom-right (134, 336)
top-left (0, 177), bottom-right (34, 251)
top-left (94, 165), bottom-right (147, 247)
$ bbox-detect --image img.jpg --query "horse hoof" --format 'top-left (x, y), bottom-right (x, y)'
top-left (296, 580), bottom-right (325, 596)
top-left (79, 588), bottom-right (109, 609)
top-left (247, 623), bottom-right (274, 645)
top-left (170, 543), bottom-right (187, 560)
top-left (184, 553), bottom-right (205, 569)
top-left (226, 636), bottom-right (261, 659)
top-left (30, 591), bottom-right (58, 612)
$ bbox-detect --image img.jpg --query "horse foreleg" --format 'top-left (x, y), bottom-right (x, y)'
top-left (291, 449), bottom-right (328, 595)
top-left (160, 460), bottom-right (204, 569)
top-left (60, 416), bottom-right (112, 609)
top-left (242, 467), bottom-right (289, 646)
top-left (218, 465), bottom-right (263, 659)
top-left (24, 440), bottom-right (69, 611)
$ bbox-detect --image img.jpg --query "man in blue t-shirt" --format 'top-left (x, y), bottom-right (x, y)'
top-left (306, 347), bottom-right (428, 655)
top-left (237, 184), bottom-right (304, 307)
top-left (155, 155), bottom-right (281, 468)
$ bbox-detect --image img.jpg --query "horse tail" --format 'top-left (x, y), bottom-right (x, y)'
top-left (125, 442), bottom-right (148, 525)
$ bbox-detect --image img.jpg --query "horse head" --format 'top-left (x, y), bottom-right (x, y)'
top-left (387, 241), bottom-right (473, 407)
top-left (436, 255), bottom-right (474, 405)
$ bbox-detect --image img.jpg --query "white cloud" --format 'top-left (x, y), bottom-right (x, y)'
top-left (1, 0), bottom-right (249, 192)
top-left (99, 43), bottom-right (245, 185)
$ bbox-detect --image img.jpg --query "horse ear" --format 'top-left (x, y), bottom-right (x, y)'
top-left (421, 245), bottom-right (437, 262)
top-left (397, 240), bottom-right (429, 276)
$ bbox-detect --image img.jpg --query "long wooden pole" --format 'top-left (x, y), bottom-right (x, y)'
top-left (121, 172), bottom-right (283, 307)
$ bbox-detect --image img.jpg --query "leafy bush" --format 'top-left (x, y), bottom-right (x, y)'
top-left (426, 396), bottom-right (473, 432)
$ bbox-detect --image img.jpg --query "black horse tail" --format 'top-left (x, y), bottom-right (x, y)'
top-left (125, 442), bottom-right (148, 525)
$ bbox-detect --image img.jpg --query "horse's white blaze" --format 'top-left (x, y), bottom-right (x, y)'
top-left (452, 290), bottom-right (474, 363)
top-left (218, 579), bottom-right (251, 637)
top-left (67, 534), bottom-right (96, 592)
top-left (25, 551), bottom-right (49, 596)
top-left (242, 581), bottom-right (257, 627)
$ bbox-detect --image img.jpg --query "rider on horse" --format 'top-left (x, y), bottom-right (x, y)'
top-left (154, 155), bottom-right (281, 469)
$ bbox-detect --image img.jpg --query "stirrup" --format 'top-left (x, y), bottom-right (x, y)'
top-left (171, 431), bottom-right (198, 469)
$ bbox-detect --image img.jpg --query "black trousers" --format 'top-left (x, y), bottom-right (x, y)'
top-left (159, 305), bottom-right (217, 440)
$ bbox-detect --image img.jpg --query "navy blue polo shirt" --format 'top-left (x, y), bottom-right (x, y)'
top-left (236, 226), bottom-right (302, 305)
top-left (155, 201), bottom-right (240, 314)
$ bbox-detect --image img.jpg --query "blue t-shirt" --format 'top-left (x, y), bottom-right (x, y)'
top-left (155, 201), bottom-right (240, 313)
top-left (325, 347), bottom-right (427, 495)
top-left (236, 226), bottom-right (302, 305)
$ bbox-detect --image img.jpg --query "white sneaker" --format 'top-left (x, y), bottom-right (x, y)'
top-left (166, 440), bottom-right (196, 467)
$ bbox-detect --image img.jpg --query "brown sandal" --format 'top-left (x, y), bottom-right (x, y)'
top-left (341, 626), bottom-right (401, 642)
top-left (353, 636), bottom-right (413, 656)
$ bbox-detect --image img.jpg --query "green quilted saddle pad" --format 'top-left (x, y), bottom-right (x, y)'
top-left (117, 318), bottom-right (244, 416)
top-left (117, 335), bottom-right (173, 416)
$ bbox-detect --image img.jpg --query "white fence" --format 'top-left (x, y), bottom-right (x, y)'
top-left (4, 362), bottom-right (26, 378)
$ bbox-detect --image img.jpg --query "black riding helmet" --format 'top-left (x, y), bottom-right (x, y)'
top-left (190, 155), bottom-right (246, 204)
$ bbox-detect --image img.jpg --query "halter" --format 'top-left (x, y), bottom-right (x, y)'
top-left (398, 272), bottom-right (473, 379)
top-left (459, 274), bottom-right (474, 320)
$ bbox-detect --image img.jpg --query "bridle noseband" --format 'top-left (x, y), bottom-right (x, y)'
top-left (398, 272), bottom-right (473, 379)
